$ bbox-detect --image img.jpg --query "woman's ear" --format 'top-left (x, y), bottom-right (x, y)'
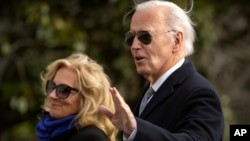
top-left (172, 32), bottom-right (183, 53)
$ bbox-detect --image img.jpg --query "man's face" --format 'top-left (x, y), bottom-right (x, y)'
top-left (129, 7), bottom-right (177, 83)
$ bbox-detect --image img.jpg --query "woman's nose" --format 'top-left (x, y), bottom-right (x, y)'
top-left (48, 89), bottom-right (58, 99)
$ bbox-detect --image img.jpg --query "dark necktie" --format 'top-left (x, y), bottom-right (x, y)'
top-left (139, 87), bottom-right (154, 115)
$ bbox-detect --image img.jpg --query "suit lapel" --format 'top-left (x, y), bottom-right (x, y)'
top-left (138, 60), bottom-right (196, 118)
top-left (139, 80), bottom-right (174, 118)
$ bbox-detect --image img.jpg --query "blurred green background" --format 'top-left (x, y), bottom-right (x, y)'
top-left (0, 0), bottom-right (249, 141)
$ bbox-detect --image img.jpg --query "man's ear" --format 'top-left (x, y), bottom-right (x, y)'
top-left (172, 32), bottom-right (183, 53)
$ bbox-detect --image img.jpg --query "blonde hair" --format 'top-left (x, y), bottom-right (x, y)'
top-left (40, 52), bottom-right (117, 141)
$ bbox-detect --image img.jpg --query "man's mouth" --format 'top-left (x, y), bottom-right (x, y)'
top-left (135, 56), bottom-right (144, 61)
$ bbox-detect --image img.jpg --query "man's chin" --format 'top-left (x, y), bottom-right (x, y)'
top-left (136, 68), bottom-right (149, 76)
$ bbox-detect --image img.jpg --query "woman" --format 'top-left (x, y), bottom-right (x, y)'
top-left (36, 53), bottom-right (117, 141)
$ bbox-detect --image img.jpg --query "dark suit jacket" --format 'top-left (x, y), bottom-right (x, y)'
top-left (133, 59), bottom-right (224, 141)
top-left (51, 125), bottom-right (109, 141)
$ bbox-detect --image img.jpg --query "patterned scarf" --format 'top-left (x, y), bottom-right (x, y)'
top-left (36, 113), bottom-right (76, 141)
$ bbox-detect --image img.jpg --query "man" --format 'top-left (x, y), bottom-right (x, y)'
top-left (99, 0), bottom-right (224, 141)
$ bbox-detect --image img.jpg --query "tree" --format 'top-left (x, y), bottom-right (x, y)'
top-left (0, 0), bottom-right (249, 140)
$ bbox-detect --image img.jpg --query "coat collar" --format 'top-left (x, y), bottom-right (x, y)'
top-left (134, 59), bottom-right (196, 118)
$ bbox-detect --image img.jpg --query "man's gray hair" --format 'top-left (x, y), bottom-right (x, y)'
top-left (125, 0), bottom-right (196, 56)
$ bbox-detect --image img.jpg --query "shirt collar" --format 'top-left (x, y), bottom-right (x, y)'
top-left (151, 58), bottom-right (185, 92)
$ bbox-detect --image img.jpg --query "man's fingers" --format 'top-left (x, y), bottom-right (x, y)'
top-left (99, 105), bottom-right (114, 120)
top-left (109, 87), bottom-right (125, 106)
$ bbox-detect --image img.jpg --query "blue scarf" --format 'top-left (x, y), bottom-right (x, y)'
top-left (36, 113), bottom-right (76, 141)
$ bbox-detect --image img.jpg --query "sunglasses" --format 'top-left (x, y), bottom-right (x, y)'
top-left (125, 30), bottom-right (151, 47)
top-left (125, 30), bottom-right (175, 47)
top-left (46, 80), bottom-right (79, 99)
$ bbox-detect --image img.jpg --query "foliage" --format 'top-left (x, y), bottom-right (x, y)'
top-left (0, 0), bottom-right (249, 140)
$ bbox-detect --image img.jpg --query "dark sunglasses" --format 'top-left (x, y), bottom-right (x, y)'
top-left (125, 30), bottom-right (152, 47)
top-left (125, 30), bottom-right (175, 47)
top-left (46, 80), bottom-right (79, 99)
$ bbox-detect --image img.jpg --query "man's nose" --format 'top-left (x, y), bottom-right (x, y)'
top-left (131, 37), bottom-right (142, 49)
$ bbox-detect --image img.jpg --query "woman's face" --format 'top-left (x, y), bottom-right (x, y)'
top-left (48, 67), bottom-right (81, 119)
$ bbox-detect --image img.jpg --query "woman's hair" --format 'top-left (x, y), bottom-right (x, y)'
top-left (124, 0), bottom-right (196, 56)
top-left (40, 52), bottom-right (117, 141)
